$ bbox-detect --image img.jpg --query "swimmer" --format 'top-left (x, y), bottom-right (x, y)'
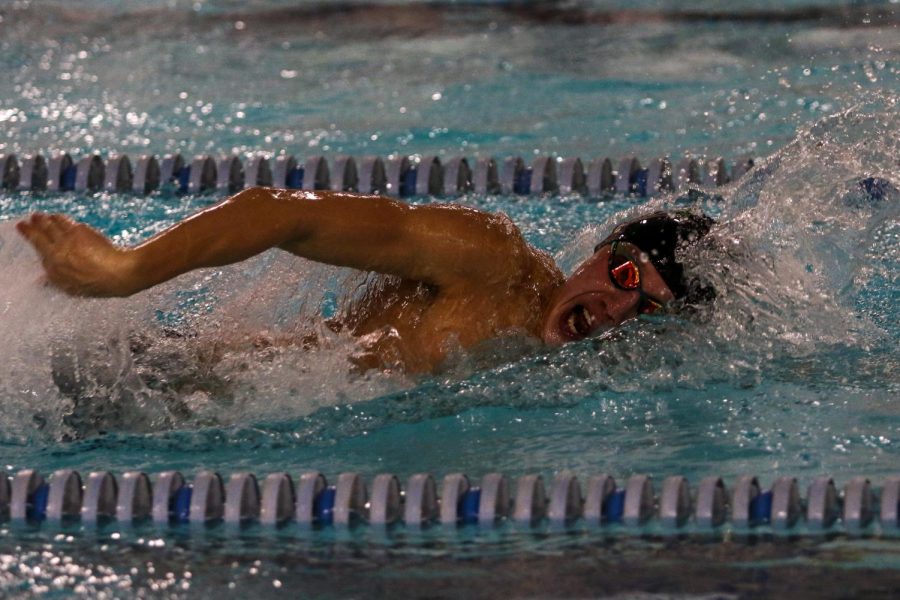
top-left (16, 188), bottom-right (714, 373)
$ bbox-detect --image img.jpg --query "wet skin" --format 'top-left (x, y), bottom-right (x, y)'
top-left (541, 241), bottom-right (675, 345)
top-left (16, 188), bottom-right (673, 373)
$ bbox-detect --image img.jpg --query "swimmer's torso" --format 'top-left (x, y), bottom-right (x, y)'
top-left (341, 236), bottom-right (564, 373)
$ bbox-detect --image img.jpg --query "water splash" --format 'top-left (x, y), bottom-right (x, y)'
top-left (0, 107), bottom-right (897, 446)
top-left (0, 226), bottom-right (407, 442)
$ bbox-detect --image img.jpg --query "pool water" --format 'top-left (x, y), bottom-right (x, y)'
top-left (1, 0), bottom-right (899, 597)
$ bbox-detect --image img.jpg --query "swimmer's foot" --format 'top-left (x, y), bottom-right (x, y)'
top-left (16, 213), bottom-right (137, 297)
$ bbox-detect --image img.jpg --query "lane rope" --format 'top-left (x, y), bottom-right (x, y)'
top-left (2, 468), bottom-right (898, 534)
top-left (0, 151), bottom-right (753, 198)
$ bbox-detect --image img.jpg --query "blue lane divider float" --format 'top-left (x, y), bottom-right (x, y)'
top-left (750, 491), bottom-right (774, 525)
top-left (0, 150), bottom-right (758, 198)
top-left (400, 164), bottom-right (417, 197)
top-left (315, 487), bottom-right (337, 525)
top-left (604, 490), bottom-right (626, 523)
top-left (2, 469), bottom-right (899, 536)
top-left (172, 486), bottom-right (193, 523)
top-left (461, 488), bottom-right (481, 525)
top-left (28, 484), bottom-right (50, 522)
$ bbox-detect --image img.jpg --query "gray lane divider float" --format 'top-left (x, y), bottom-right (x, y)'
top-left (152, 471), bottom-right (184, 524)
top-left (369, 474), bottom-right (402, 526)
top-left (416, 155), bottom-right (443, 196)
top-left (770, 476), bottom-right (801, 530)
top-left (243, 154), bottom-right (272, 189)
top-left (615, 157), bottom-right (641, 196)
top-left (81, 471), bottom-right (118, 523)
top-left (74, 154), bottom-right (104, 193)
top-left (881, 477), bottom-right (900, 529)
top-left (675, 157), bottom-right (701, 189)
top-left (271, 155), bottom-right (298, 189)
top-left (513, 474), bottom-right (547, 524)
top-left (696, 476), bottom-right (728, 528)
top-left (473, 157), bottom-right (499, 195)
top-left (530, 156), bottom-right (558, 195)
top-left (623, 474), bottom-right (655, 526)
top-left (117, 471), bottom-right (152, 523)
top-left (659, 475), bottom-right (691, 528)
top-left (295, 471), bottom-right (326, 525)
top-left (384, 155), bottom-right (410, 196)
top-left (302, 156), bottom-right (329, 191)
top-left (645, 157), bottom-right (673, 198)
top-left (260, 472), bottom-right (295, 525)
top-left (442, 156), bottom-right (472, 196)
top-left (583, 474), bottom-right (616, 526)
top-left (500, 156), bottom-right (524, 195)
top-left (332, 472), bottom-right (367, 526)
top-left (1, 153), bottom-right (20, 190)
top-left (358, 155), bottom-right (387, 194)
top-left (330, 155), bottom-right (358, 192)
top-left (844, 477), bottom-right (875, 530)
top-left (440, 473), bottom-right (470, 525)
top-left (189, 471), bottom-right (225, 524)
top-left (806, 476), bottom-right (840, 529)
top-left (0, 150), bottom-right (756, 199)
top-left (477, 473), bottom-right (511, 526)
top-left (403, 473), bottom-right (439, 527)
top-left (703, 157), bottom-right (729, 188)
top-left (10, 469), bottom-right (45, 521)
top-left (159, 153), bottom-right (184, 189)
top-left (557, 157), bottom-right (586, 196)
top-left (731, 475), bottom-right (761, 528)
top-left (224, 472), bottom-right (260, 524)
top-left (187, 155), bottom-right (217, 195)
top-left (587, 157), bottom-right (615, 196)
top-left (0, 474), bottom-right (10, 517)
top-left (104, 154), bottom-right (133, 193)
top-left (547, 471), bottom-right (582, 525)
top-left (46, 152), bottom-right (73, 193)
top-left (216, 155), bottom-right (245, 193)
top-left (2, 469), bottom-right (899, 534)
top-left (46, 469), bottom-right (82, 521)
top-left (17, 154), bottom-right (48, 192)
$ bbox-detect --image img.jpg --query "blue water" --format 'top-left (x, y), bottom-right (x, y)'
top-left (1, 0), bottom-right (899, 596)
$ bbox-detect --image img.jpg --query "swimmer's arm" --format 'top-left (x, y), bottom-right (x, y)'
top-left (17, 187), bottom-right (532, 296)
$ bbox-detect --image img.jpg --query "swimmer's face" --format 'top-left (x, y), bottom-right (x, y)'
top-left (541, 241), bottom-right (675, 345)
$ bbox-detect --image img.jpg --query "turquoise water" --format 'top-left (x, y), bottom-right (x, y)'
top-left (1, 1), bottom-right (899, 597)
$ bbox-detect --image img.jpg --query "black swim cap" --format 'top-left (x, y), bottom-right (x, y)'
top-left (597, 210), bottom-right (715, 300)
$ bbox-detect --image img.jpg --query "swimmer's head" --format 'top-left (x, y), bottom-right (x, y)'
top-left (541, 209), bottom-right (716, 345)
top-left (597, 209), bottom-right (716, 301)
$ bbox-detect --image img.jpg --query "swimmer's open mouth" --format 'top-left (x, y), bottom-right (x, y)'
top-left (561, 304), bottom-right (596, 340)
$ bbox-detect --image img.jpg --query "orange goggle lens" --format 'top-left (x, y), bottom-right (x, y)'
top-left (607, 241), bottom-right (666, 315)
top-left (610, 258), bottom-right (641, 290)
top-left (639, 297), bottom-right (664, 315)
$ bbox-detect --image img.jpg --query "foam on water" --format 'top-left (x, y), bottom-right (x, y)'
top-left (0, 224), bottom-right (409, 442)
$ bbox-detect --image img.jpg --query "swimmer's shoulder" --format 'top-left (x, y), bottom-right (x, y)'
top-left (412, 203), bottom-right (563, 293)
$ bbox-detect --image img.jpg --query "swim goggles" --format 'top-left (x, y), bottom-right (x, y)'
top-left (606, 241), bottom-right (666, 315)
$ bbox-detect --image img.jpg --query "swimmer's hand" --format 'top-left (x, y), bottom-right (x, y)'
top-left (16, 213), bottom-right (137, 297)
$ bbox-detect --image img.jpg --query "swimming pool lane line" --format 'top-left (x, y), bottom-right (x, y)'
top-left (0, 151), bottom-right (751, 198)
top-left (2, 469), bottom-right (898, 535)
